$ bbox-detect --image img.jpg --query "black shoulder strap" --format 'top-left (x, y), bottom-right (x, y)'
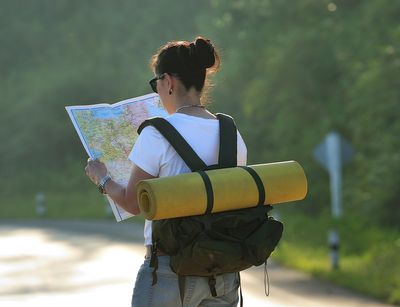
top-left (138, 117), bottom-right (207, 171)
top-left (216, 113), bottom-right (237, 168)
top-left (137, 114), bottom-right (238, 171)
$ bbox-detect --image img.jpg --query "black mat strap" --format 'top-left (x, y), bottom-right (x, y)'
top-left (239, 166), bottom-right (265, 206)
top-left (197, 170), bottom-right (214, 214)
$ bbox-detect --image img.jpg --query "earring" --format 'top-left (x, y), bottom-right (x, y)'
top-left (169, 88), bottom-right (173, 95)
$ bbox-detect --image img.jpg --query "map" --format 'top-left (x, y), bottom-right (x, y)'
top-left (66, 93), bottom-right (167, 221)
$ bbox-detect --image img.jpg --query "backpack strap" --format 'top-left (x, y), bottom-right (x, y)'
top-left (178, 276), bottom-right (185, 306)
top-left (138, 117), bottom-right (207, 171)
top-left (137, 113), bottom-right (238, 171)
top-left (216, 113), bottom-right (237, 168)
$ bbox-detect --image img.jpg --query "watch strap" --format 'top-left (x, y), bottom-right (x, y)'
top-left (98, 175), bottom-right (112, 194)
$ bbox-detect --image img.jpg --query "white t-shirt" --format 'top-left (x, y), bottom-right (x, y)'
top-left (128, 113), bottom-right (247, 245)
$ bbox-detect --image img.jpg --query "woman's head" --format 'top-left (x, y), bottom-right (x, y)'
top-left (150, 36), bottom-right (220, 101)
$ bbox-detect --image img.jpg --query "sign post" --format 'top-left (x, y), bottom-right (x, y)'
top-left (314, 131), bottom-right (353, 269)
top-left (35, 192), bottom-right (46, 217)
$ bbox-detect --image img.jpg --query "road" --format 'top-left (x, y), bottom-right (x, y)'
top-left (0, 219), bottom-right (394, 307)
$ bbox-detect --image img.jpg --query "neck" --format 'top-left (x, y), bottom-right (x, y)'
top-left (175, 94), bottom-right (200, 106)
top-left (173, 88), bottom-right (201, 107)
top-left (175, 104), bottom-right (205, 113)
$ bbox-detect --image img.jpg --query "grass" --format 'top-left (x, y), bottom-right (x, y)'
top-left (0, 192), bottom-right (112, 220)
top-left (0, 163), bottom-right (114, 219)
top-left (272, 210), bottom-right (400, 305)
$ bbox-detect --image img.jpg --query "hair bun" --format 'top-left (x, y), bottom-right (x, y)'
top-left (191, 37), bottom-right (215, 69)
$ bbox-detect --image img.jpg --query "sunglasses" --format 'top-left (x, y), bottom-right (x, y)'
top-left (149, 74), bottom-right (166, 93)
top-left (149, 73), bottom-right (179, 93)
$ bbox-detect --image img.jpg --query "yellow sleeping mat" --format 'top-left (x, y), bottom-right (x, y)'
top-left (137, 160), bottom-right (307, 220)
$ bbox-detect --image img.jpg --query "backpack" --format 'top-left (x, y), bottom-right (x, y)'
top-left (137, 113), bottom-right (283, 305)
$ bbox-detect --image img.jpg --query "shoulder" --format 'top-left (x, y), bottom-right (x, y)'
top-left (138, 124), bottom-right (164, 139)
top-left (166, 113), bottom-right (219, 126)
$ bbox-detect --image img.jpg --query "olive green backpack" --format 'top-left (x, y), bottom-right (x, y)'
top-left (138, 113), bottom-right (283, 306)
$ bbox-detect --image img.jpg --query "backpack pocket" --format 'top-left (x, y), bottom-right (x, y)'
top-left (170, 236), bottom-right (252, 276)
top-left (243, 217), bottom-right (284, 265)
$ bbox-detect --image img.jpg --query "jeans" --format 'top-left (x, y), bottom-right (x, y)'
top-left (131, 256), bottom-right (239, 307)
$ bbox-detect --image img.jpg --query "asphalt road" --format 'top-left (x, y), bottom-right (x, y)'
top-left (0, 219), bottom-right (394, 307)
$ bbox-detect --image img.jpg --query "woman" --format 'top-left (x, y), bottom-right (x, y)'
top-left (85, 36), bottom-right (247, 307)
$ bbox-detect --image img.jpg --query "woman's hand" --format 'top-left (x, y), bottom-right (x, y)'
top-left (85, 158), bottom-right (108, 185)
top-left (84, 159), bottom-right (155, 214)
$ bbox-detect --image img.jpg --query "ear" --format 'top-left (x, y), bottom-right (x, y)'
top-left (165, 73), bottom-right (176, 91)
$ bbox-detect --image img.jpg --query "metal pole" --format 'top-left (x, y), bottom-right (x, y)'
top-left (326, 132), bottom-right (342, 269)
top-left (35, 192), bottom-right (46, 217)
top-left (328, 230), bottom-right (340, 269)
top-left (326, 132), bottom-right (342, 219)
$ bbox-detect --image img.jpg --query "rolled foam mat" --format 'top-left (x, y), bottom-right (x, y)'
top-left (137, 160), bottom-right (307, 220)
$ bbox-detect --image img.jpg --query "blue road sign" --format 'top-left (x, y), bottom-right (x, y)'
top-left (313, 132), bottom-right (354, 218)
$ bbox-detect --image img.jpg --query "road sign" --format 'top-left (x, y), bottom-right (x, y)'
top-left (314, 131), bottom-right (354, 270)
top-left (313, 132), bottom-right (354, 218)
top-left (314, 132), bottom-right (354, 170)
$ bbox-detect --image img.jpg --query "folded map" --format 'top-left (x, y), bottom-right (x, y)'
top-left (66, 93), bottom-right (167, 221)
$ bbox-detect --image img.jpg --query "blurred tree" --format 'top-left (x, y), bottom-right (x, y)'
top-left (1, 0), bottom-right (399, 226)
top-left (0, 0), bottom-right (211, 176)
top-left (205, 0), bottom-right (400, 223)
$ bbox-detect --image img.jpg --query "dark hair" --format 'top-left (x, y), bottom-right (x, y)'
top-left (151, 36), bottom-right (220, 97)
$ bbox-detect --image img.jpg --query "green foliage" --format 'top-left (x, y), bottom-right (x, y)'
top-left (0, 0), bottom-right (211, 176)
top-left (0, 159), bottom-right (106, 218)
top-left (273, 212), bottom-right (400, 304)
top-left (206, 0), bottom-right (400, 224)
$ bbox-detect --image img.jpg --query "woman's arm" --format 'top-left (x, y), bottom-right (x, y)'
top-left (104, 164), bottom-right (155, 214)
top-left (85, 159), bottom-right (156, 215)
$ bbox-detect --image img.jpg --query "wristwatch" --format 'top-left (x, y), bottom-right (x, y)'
top-left (98, 175), bottom-right (112, 194)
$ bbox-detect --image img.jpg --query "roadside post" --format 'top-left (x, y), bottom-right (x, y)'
top-left (35, 192), bottom-right (46, 217)
top-left (313, 131), bottom-right (353, 269)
